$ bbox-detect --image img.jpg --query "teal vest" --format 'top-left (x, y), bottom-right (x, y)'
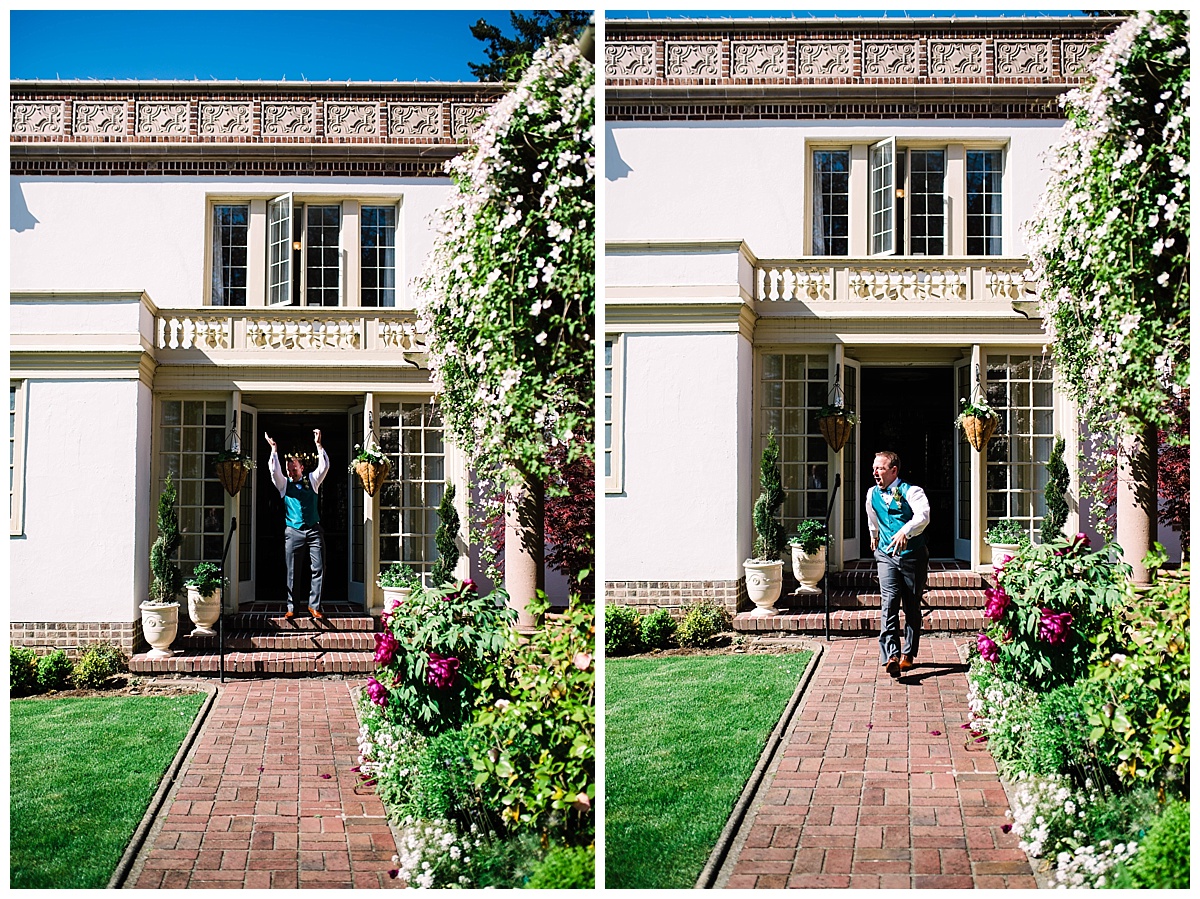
top-left (284, 479), bottom-right (320, 530)
top-left (871, 481), bottom-right (925, 557)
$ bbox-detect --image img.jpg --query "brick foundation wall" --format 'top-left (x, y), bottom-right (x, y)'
top-left (605, 579), bottom-right (749, 618)
top-left (10, 621), bottom-right (142, 659)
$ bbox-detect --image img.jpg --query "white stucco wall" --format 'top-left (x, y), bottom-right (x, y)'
top-left (606, 119), bottom-right (1064, 258)
top-left (10, 175), bottom-right (454, 308)
top-left (10, 378), bottom-right (153, 624)
top-left (607, 330), bottom-right (752, 581)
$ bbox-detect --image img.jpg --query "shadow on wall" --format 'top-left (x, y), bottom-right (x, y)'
top-left (11, 181), bottom-right (40, 232)
top-left (605, 127), bottom-right (632, 181)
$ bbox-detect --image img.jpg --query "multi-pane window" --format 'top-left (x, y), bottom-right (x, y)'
top-left (10, 381), bottom-right (26, 535)
top-left (159, 399), bottom-right (227, 575)
top-left (841, 364), bottom-right (857, 540)
top-left (211, 205), bottom-right (249, 306)
top-left (762, 353), bottom-right (829, 532)
top-left (304, 205), bottom-right (341, 306)
top-left (812, 150), bottom-right (850, 256)
top-left (378, 402), bottom-right (445, 583)
top-left (604, 337), bottom-right (624, 493)
top-left (956, 363), bottom-right (971, 542)
top-left (268, 194), bottom-right (292, 305)
top-left (869, 138), bottom-right (896, 255)
top-left (361, 206), bottom-right (397, 307)
top-left (907, 150), bottom-right (945, 255)
top-left (967, 150), bottom-right (1003, 255)
top-left (237, 409), bottom-right (254, 582)
top-left (985, 356), bottom-right (1054, 539)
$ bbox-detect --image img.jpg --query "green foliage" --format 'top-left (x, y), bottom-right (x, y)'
top-left (1128, 799), bottom-right (1189, 888)
top-left (1085, 562), bottom-right (1189, 793)
top-left (72, 643), bottom-right (127, 690)
top-left (985, 537), bottom-right (1132, 692)
top-left (752, 432), bottom-right (786, 561)
top-left (186, 561), bottom-right (222, 597)
top-left (604, 605), bottom-right (643, 656)
top-left (148, 473), bottom-right (183, 604)
top-left (472, 597), bottom-right (595, 841)
top-left (526, 844), bottom-right (595, 889)
top-left (789, 518), bottom-right (827, 554)
top-left (10, 646), bottom-right (39, 696)
top-left (987, 518), bottom-right (1029, 545)
top-left (639, 608), bottom-right (676, 650)
top-left (1017, 683), bottom-right (1104, 786)
top-left (1041, 437), bottom-right (1070, 543)
top-left (676, 603), bottom-right (730, 648)
top-left (430, 482), bottom-right (461, 587)
top-left (402, 727), bottom-right (483, 832)
top-left (377, 561), bottom-right (422, 590)
top-left (956, 396), bottom-right (999, 426)
top-left (36, 650), bottom-right (73, 692)
top-left (468, 10), bottom-right (592, 81)
top-left (461, 831), bottom-right (544, 888)
top-left (814, 403), bottom-right (859, 425)
top-left (373, 581), bottom-right (514, 735)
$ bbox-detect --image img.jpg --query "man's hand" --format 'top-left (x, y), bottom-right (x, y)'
top-left (892, 531), bottom-right (909, 552)
top-left (265, 433), bottom-right (277, 452)
top-left (870, 536), bottom-right (877, 551)
top-left (313, 429), bottom-right (322, 448)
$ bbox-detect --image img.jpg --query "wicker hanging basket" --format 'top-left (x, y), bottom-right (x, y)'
top-left (961, 414), bottom-right (998, 451)
top-left (354, 458), bottom-right (391, 497)
top-left (214, 458), bottom-right (251, 498)
top-left (818, 414), bottom-right (854, 452)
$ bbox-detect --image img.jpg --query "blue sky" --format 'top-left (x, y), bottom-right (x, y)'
top-left (9, 10), bottom-right (547, 82)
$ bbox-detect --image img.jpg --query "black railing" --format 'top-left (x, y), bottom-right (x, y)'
top-left (824, 474), bottom-right (841, 642)
top-left (218, 517), bottom-right (238, 684)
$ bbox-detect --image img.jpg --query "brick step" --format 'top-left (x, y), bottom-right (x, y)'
top-left (217, 613), bottom-right (379, 633)
top-left (128, 650), bottom-right (377, 676)
top-left (825, 569), bottom-right (988, 590)
top-left (733, 607), bottom-right (985, 635)
top-left (777, 588), bottom-right (987, 611)
top-left (178, 631), bottom-right (378, 652)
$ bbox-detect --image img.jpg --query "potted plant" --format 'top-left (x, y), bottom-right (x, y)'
top-left (987, 518), bottom-right (1028, 567)
top-left (744, 432), bottom-right (787, 616)
top-left (349, 443), bottom-right (391, 497)
top-left (956, 397), bottom-right (999, 451)
top-left (185, 561), bottom-right (224, 636)
top-left (789, 518), bottom-right (828, 594)
top-left (141, 474), bottom-right (183, 658)
top-left (378, 561), bottom-right (422, 612)
top-left (213, 447), bottom-right (255, 498)
top-left (815, 403), bottom-right (859, 453)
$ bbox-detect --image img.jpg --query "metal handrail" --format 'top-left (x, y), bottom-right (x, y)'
top-left (218, 517), bottom-right (238, 684)
top-left (824, 474), bottom-right (841, 641)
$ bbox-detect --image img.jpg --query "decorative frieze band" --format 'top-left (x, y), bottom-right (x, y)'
top-left (928, 40), bottom-right (986, 77)
top-left (388, 103), bottom-right (442, 138)
top-left (262, 101), bottom-right (317, 138)
top-left (796, 41), bottom-right (853, 77)
top-left (137, 101), bottom-right (189, 136)
top-left (198, 101), bottom-right (253, 137)
top-left (74, 101), bottom-right (125, 136)
top-left (732, 41), bottom-right (788, 78)
top-left (451, 104), bottom-right (491, 140)
top-left (995, 40), bottom-right (1053, 77)
top-left (606, 41), bottom-right (657, 78)
top-left (665, 41), bottom-right (722, 78)
top-left (11, 101), bottom-right (66, 136)
top-left (862, 40), bottom-right (919, 77)
top-left (325, 101), bottom-right (380, 137)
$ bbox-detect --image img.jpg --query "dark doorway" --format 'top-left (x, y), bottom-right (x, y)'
top-left (860, 368), bottom-right (955, 558)
top-left (255, 411), bottom-right (350, 606)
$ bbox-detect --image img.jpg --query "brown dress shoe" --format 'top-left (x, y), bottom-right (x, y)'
top-left (885, 655), bottom-right (901, 678)
top-left (309, 607), bottom-right (325, 620)
top-left (899, 654), bottom-right (914, 671)
top-left (284, 610), bottom-right (295, 620)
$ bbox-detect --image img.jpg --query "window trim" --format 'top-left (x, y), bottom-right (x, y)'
top-left (10, 380), bottom-right (27, 536)
top-left (604, 334), bottom-right (625, 494)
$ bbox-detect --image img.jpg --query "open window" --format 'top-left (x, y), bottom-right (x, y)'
top-left (267, 193), bottom-right (293, 306)
top-left (869, 137), bottom-right (896, 256)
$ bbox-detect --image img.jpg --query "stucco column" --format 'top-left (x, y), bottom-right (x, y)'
top-left (1115, 421), bottom-right (1157, 585)
top-left (504, 471), bottom-right (544, 630)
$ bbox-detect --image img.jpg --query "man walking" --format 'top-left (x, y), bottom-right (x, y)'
top-left (266, 428), bottom-right (330, 620)
top-left (866, 451), bottom-right (930, 678)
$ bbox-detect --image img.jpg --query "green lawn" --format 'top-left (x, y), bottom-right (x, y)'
top-left (10, 692), bottom-right (208, 889)
top-left (605, 651), bottom-right (812, 889)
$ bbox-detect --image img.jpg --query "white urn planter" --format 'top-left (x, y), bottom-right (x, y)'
top-left (381, 586), bottom-right (413, 615)
top-left (140, 601), bottom-right (180, 658)
top-left (187, 587), bottom-right (222, 636)
top-left (743, 559), bottom-right (783, 616)
top-left (791, 544), bottom-right (827, 594)
top-left (989, 542), bottom-right (1021, 570)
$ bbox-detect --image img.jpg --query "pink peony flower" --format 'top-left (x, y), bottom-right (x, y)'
top-left (427, 651), bottom-right (461, 689)
top-left (374, 631), bottom-right (399, 666)
top-left (365, 676), bottom-right (388, 707)
top-left (983, 586), bottom-right (1011, 622)
top-left (573, 652), bottom-right (592, 671)
top-left (977, 633), bottom-right (1000, 663)
top-left (993, 553), bottom-right (1013, 573)
top-left (1039, 608), bottom-right (1074, 645)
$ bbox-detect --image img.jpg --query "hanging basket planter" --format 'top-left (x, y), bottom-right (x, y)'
top-left (817, 414), bottom-right (854, 452)
top-left (213, 458), bottom-right (251, 497)
top-left (960, 414), bottom-right (998, 451)
top-left (353, 457), bottom-right (391, 497)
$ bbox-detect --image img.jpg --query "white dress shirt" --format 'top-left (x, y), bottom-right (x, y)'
top-left (268, 446), bottom-right (330, 498)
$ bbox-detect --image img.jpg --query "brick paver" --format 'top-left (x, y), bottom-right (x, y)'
top-left (131, 680), bottom-right (399, 889)
top-left (721, 637), bottom-right (1036, 889)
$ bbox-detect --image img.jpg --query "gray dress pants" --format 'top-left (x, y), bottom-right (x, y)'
top-left (284, 524), bottom-right (325, 612)
top-left (876, 544), bottom-right (928, 663)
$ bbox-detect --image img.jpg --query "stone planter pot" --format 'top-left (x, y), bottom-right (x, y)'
top-left (380, 585), bottom-right (413, 616)
top-left (743, 559), bottom-right (783, 616)
top-left (790, 544), bottom-right (827, 594)
top-left (989, 542), bottom-right (1021, 570)
top-left (187, 586), bottom-right (222, 636)
top-left (140, 601), bottom-right (179, 658)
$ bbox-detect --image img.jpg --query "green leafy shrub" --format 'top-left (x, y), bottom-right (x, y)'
top-left (604, 605), bottom-right (642, 656)
top-left (677, 603), bottom-right (730, 648)
top-left (462, 831), bottom-right (544, 889)
top-left (72, 643), bottom-right (127, 689)
top-left (639, 608), bottom-right (676, 650)
top-left (789, 518), bottom-right (826, 554)
top-left (1016, 682), bottom-right (1103, 786)
top-left (368, 580), bottom-right (514, 735)
top-left (36, 650), bottom-right (74, 692)
top-left (377, 562), bottom-right (422, 590)
top-left (1085, 562), bottom-right (1189, 793)
top-left (986, 518), bottom-right (1029, 545)
top-left (403, 727), bottom-right (481, 830)
top-left (10, 646), bottom-right (39, 696)
top-left (1041, 436), bottom-right (1069, 543)
top-left (526, 843), bottom-right (595, 888)
top-left (185, 561), bottom-right (222, 597)
top-left (1128, 799), bottom-right (1189, 888)
top-left (472, 597), bottom-right (594, 841)
top-left (429, 482), bottom-right (461, 587)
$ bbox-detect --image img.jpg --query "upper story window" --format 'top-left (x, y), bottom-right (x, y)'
top-left (967, 150), bottom-right (1003, 256)
top-left (211, 205), bottom-right (249, 307)
top-left (361, 206), bottom-right (397, 308)
top-left (10, 380), bottom-right (27, 536)
top-left (812, 150), bottom-right (850, 257)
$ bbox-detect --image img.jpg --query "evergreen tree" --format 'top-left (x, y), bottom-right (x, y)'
top-left (430, 482), bottom-right (461, 586)
top-left (468, 11), bottom-right (592, 81)
top-left (752, 432), bottom-right (787, 561)
top-left (149, 474), bottom-right (184, 603)
top-left (1041, 437), bottom-right (1070, 544)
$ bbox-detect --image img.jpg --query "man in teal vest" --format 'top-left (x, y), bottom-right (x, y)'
top-left (866, 450), bottom-right (931, 679)
top-left (266, 428), bottom-right (330, 620)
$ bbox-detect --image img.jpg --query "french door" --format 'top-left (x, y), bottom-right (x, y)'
top-left (839, 358), bottom-right (861, 562)
top-left (235, 403), bottom-right (257, 608)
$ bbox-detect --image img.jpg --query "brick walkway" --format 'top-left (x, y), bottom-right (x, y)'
top-left (720, 636), bottom-right (1037, 889)
top-left (130, 680), bottom-right (399, 889)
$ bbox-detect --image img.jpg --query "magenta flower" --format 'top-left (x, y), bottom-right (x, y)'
top-left (1039, 608), bottom-right (1074, 645)
top-left (983, 586), bottom-right (1011, 622)
top-left (427, 651), bottom-right (461, 689)
top-left (977, 633), bottom-right (1000, 663)
top-left (993, 553), bottom-right (1013, 572)
top-left (1001, 823), bottom-right (1013, 834)
top-left (374, 631), bottom-right (399, 666)
top-left (365, 676), bottom-right (388, 707)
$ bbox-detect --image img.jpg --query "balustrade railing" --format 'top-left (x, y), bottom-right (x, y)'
top-left (755, 258), bottom-right (1035, 304)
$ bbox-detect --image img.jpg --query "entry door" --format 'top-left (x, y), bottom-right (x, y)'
top-left (348, 405), bottom-right (366, 607)
top-left (953, 359), bottom-right (973, 560)
top-left (840, 359), bottom-right (861, 562)
top-left (236, 404), bottom-right (257, 607)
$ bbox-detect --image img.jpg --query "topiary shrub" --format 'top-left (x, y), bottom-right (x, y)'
top-left (751, 432), bottom-right (786, 561)
top-left (36, 650), bottom-right (74, 692)
top-left (10, 646), bottom-right (39, 696)
top-left (677, 603), bottom-right (731, 648)
top-left (72, 643), bottom-right (128, 689)
top-left (1129, 799), bottom-right (1189, 888)
top-left (1041, 436), bottom-right (1070, 543)
top-left (639, 608), bottom-right (676, 650)
top-left (526, 844), bottom-right (595, 889)
top-left (604, 605), bottom-right (642, 656)
top-left (429, 481), bottom-right (461, 587)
